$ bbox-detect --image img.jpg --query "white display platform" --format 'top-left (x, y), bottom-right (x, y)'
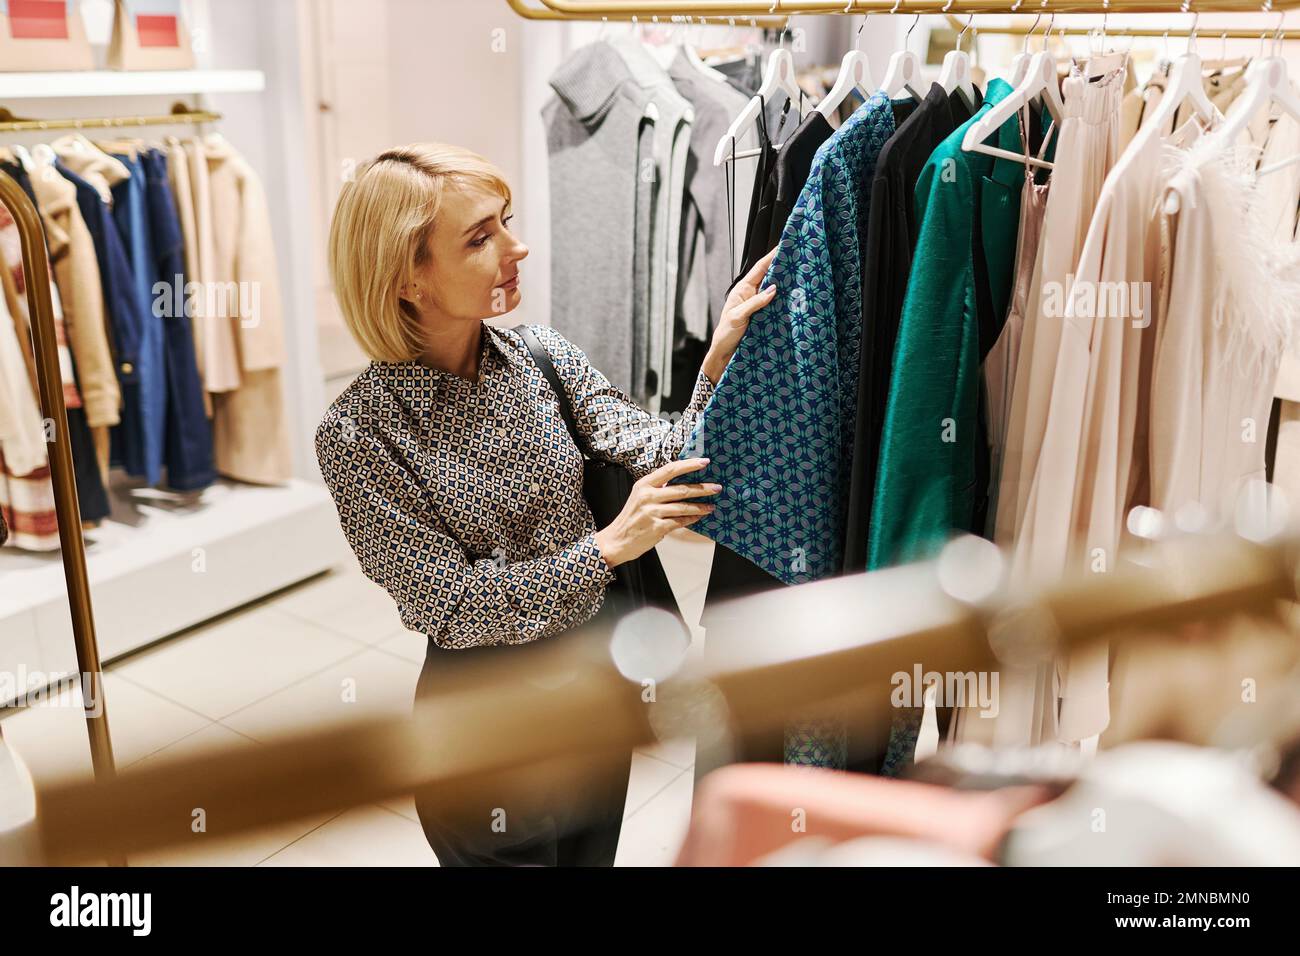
top-left (0, 478), bottom-right (348, 706)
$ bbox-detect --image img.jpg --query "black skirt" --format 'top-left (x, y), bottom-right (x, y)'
top-left (411, 593), bottom-right (634, 867)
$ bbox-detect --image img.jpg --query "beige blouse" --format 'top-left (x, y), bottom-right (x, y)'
top-left (1009, 120), bottom-right (1187, 745)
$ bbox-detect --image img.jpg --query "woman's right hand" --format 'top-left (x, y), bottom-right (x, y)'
top-left (593, 458), bottom-right (720, 568)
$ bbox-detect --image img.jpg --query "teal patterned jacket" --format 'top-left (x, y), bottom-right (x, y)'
top-left (676, 94), bottom-right (900, 768)
top-left (676, 93), bottom-right (898, 588)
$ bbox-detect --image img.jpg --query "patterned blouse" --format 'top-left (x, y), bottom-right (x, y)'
top-left (315, 323), bottom-right (715, 650)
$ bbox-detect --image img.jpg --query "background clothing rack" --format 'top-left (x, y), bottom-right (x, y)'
top-left (0, 104), bottom-right (236, 864)
top-left (0, 168), bottom-right (120, 863)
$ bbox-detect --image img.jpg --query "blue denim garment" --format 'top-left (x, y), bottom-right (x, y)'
top-left (55, 161), bottom-right (141, 385)
top-left (107, 151), bottom-right (167, 487)
top-left (57, 160), bottom-right (152, 495)
top-left (140, 148), bottom-right (214, 491)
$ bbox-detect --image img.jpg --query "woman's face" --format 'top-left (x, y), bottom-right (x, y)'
top-left (406, 180), bottom-right (528, 327)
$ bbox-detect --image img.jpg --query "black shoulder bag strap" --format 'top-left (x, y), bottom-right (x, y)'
top-left (511, 325), bottom-right (688, 631)
top-left (513, 324), bottom-right (587, 455)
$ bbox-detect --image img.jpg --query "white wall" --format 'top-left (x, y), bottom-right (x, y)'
top-left (202, 0), bottom-right (325, 484)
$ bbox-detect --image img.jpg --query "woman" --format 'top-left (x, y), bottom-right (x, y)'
top-left (315, 143), bottom-right (777, 866)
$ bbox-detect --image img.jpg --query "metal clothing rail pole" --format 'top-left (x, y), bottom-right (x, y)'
top-left (944, 13), bottom-right (1300, 38)
top-left (0, 171), bottom-right (121, 864)
top-left (523, 0), bottom-right (1300, 16)
top-left (0, 103), bottom-right (222, 133)
top-left (504, 0), bottom-right (787, 23)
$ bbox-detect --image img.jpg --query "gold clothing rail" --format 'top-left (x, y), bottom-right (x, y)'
top-left (508, 0), bottom-right (1300, 19)
top-left (0, 103), bottom-right (221, 133)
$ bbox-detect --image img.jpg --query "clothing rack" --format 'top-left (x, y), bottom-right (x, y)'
top-left (10, 0), bottom-right (1297, 867)
top-left (28, 528), bottom-right (1298, 864)
top-left (0, 102), bottom-right (221, 133)
top-left (0, 102), bottom-right (233, 865)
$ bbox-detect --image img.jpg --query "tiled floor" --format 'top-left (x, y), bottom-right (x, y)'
top-left (0, 527), bottom-right (716, 867)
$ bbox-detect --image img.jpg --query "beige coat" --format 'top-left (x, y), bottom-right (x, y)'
top-left (960, 69), bottom-right (1127, 751)
top-left (162, 137), bottom-right (214, 420)
top-left (20, 146), bottom-right (122, 432)
top-left (996, 69), bottom-right (1126, 551)
top-left (0, 245), bottom-right (46, 478)
top-left (181, 137), bottom-right (241, 394)
top-left (203, 135), bottom-right (287, 374)
top-left (192, 136), bottom-right (291, 484)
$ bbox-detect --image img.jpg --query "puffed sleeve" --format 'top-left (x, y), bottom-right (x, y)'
top-left (529, 324), bottom-right (715, 481)
top-left (315, 408), bottom-right (616, 650)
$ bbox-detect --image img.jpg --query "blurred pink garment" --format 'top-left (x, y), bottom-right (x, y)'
top-left (674, 763), bottom-right (1053, 867)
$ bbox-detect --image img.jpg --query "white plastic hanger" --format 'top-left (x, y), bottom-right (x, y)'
top-left (961, 49), bottom-right (1064, 170)
top-left (1217, 58), bottom-right (1300, 150)
top-left (816, 7), bottom-right (876, 124)
top-left (10, 143), bottom-right (36, 174)
top-left (1083, 12), bottom-right (1130, 80)
top-left (30, 143), bottom-right (57, 169)
top-left (1142, 15), bottom-right (1220, 149)
top-left (937, 11), bottom-right (977, 111)
top-left (878, 6), bottom-right (924, 103)
top-left (1147, 21), bottom-right (1226, 213)
top-left (713, 23), bottom-right (804, 166)
top-left (1007, 11), bottom-right (1044, 88)
top-left (1213, 25), bottom-right (1300, 176)
top-left (682, 16), bottom-right (731, 84)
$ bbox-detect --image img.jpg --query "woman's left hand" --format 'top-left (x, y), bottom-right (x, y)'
top-left (702, 246), bottom-right (778, 385)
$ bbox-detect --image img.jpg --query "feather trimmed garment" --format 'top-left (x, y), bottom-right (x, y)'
top-left (1150, 134), bottom-right (1300, 524)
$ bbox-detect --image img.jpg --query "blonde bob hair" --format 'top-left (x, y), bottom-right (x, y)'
top-left (328, 142), bottom-right (512, 363)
